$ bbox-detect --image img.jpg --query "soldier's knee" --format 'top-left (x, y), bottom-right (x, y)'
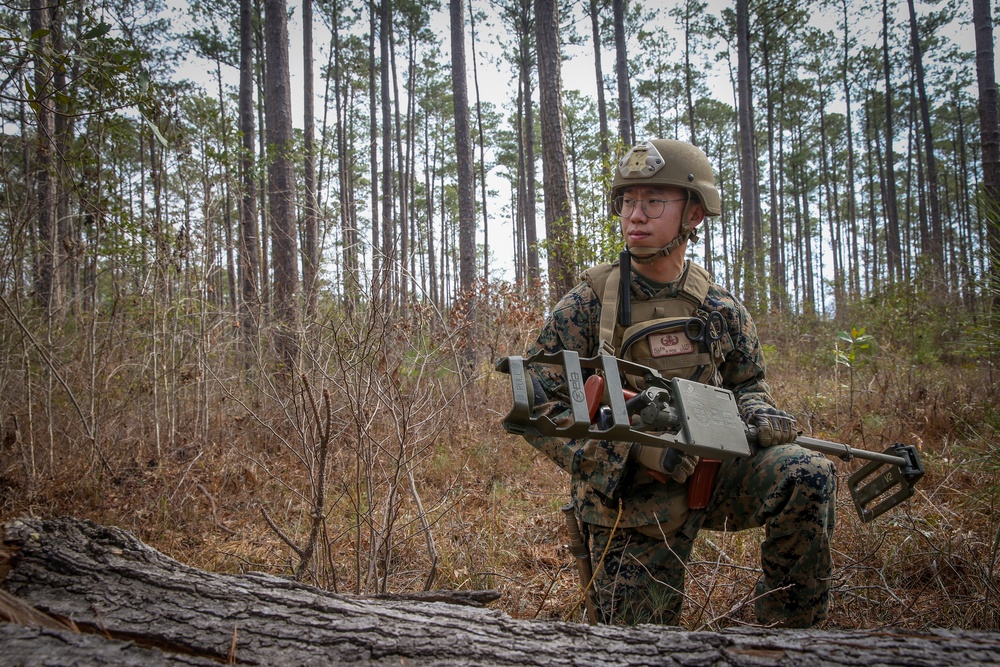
top-left (761, 447), bottom-right (837, 533)
top-left (784, 450), bottom-right (837, 532)
top-left (798, 451), bottom-right (835, 494)
top-left (774, 446), bottom-right (836, 496)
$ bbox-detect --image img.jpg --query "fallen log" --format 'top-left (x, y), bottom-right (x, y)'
top-left (1, 516), bottom-right (998, 666)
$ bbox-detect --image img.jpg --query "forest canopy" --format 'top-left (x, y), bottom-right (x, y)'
top-left (1, 0), bottom-right (993, 318)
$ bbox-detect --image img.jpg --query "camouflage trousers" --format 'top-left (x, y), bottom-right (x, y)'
top-left (587, 444), bottom-right (836, 628)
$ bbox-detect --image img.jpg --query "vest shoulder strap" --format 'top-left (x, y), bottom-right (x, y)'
top-left (676, 262), bottom-right (713, 308)
top-left (582, 263), bottom-right (617, 298)
top-left (583, 264), bottom-right (619, 351)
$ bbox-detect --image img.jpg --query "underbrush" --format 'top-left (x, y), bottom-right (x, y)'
top-left (1, 283), bottom-right (998, 631)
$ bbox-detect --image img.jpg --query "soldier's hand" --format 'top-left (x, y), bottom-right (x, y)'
top-left (669, 452), bottom-right (698, 484)
top-left (527, 374), bottom-right (547, 409)
top-left (751, 407), bottom-right (798, 447)
top-left (634, 445), bottom-right (699, 484)
top-left (527, 374), bottom-right (563, 420)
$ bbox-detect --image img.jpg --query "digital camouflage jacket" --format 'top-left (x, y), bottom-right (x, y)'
top-left (523, 260), bottom-right (777, 528)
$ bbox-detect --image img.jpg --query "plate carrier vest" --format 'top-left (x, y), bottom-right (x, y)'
top-left (583, 261), bottom-right (730, 390)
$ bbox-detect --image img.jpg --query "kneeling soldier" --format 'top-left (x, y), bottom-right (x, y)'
top-left (522, 139), bottom-right (835, 628)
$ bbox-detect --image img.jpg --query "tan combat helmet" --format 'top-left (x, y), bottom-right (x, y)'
top-left (610, 139), bottom-right (721, 263)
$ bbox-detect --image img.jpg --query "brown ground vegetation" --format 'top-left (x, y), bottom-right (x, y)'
top-left (1, 284), bottom-right (998, 631)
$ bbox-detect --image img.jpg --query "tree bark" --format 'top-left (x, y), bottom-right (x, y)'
top-left (451, 0), bottom-right (477, 297)
top-left (367, 1), bottom-right (381, 300)
top-left (468, 0), bottom-right (491, 283)
top-left (239, 0), bottom-right (261, 341)
top-left (588, 0), bottom-right (610, 174)
top-left (906, 0), bottom-right (944, 281)
top-left (736, 0), bottom-right (759, 309)
top-left (881, 0), bottom-right (902, 284)
top-left (52, 2), bottom-right (76, 316)
top-left (212, 55), bottom-right (237, 314)
top-left (535, 0), bottom-right (575, 299)
top-left (31, 0), bottom-right (58, 316)
top-left (612, 0), bottom-right (632, 146)
top-left (973, 0), bottom-right (1000, 308)
top-left (839, 0), bottom-right (860, 302)
top-left (761, 23), bottom-right (783, 311)
top-left (390, 24), bottom-right (410, 307)
top-left (518, 6), bottom-right (540, 291)
top-left (264, 0), bottom-right (300, 370)
top-left (379, 0), bottom-right (394, 305)
top-left (330, 0), bottom-right (359, 310)
top-left (302, 0), bottom-right (319, 317)
top-left (2, 518), bottom-right (999, 666)
top-left (254, 1), bottom-right (270, 310)
top-left (678, 0), bottom-right (704, 146)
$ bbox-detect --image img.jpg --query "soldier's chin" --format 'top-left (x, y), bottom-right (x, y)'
top-left (626, 246), bottom-right (662, 261)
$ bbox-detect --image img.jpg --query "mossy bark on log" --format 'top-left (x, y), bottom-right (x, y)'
top-left (2, 517), bottom-right (1000, 666)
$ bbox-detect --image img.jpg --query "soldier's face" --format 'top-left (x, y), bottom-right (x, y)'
top-left (619, 185), bottom-right (698, 251)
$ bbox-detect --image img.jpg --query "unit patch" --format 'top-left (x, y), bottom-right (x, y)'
top-left (648, 332), bottom-right (694, 358)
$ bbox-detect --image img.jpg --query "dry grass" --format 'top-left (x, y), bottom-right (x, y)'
top-left (1, 287), bottom-right (998, 631)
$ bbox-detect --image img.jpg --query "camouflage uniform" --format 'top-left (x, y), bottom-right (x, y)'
top-left (524, 261), bottom-right (835, 627)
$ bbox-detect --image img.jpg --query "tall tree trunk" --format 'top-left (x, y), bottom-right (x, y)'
top-left (424, 110), bottom-right (438, 306)
top-left (264, 0), bottom-right (300, 370)
top-left (519, 19), bottom-right (540, 290)
top-left (452, 0), bottom-right (477, 365)
top-left (451, 0), bottom-right (476, 297)
top-left (776, 79), bottom-right (788, 305)
top-left (389, 24), bottom-right (409, 308)
top-left (974, 0), bottom-right (1000, 307)
top-left (680, 0), bottom-right (702, 146)
top-left (612, 0), bottom-right (632, 146)
top-left (406, 33), bottom-right (419, 298)
top-left (952, 92), bottom-right (975, 308)
top-left (149, 117), bottom-right (168, 301)
top-left (867, 91), bottom-right (883, 291)
top-left (439, 158), bottom-right (450, 304)
top-left (514, 83), bottom-right (527, 285)
top-left (882, 0), bottom-right (903, 284)
top-left (239, 0), bottom-right (261, 340)
top-left (819, 96), bottom-right (842, 316)
top-left (254, 0), bottom-right (270, 311)
top-left (909, 80), bottom-right (929, 272)
top-left (762, 26), bottom-right (783, 311)
top-left (535, 0), bottom-right (575, 299)
top-left (799, 132), bottom-right (815, 315)
top-left (379, 0), bottom-right (394, 304)
top-left (906, 0), bottom-right (944, 282)
top-left (31, 0), bottom-right (57, 316)
top-left (200, 126), bottom-right (219, 308)
top-left (736, 0), bottom-right (759, 308)
top-left (588, 0), bottom-right (610, 177)
top-left (331, 1), bottom-right (358, 309)
top-left (368, 2), bottom-right (381, 299)
top-left (840, 0), bottom-right (859, 301)
top-left (302, 0), bottom-right (319, 317)
top-left (468, 0), bottom-right (491, 283)
top-left (53, 2), bottom-right (77, 316)
top-left (213, 62), bottom-right (237, 314)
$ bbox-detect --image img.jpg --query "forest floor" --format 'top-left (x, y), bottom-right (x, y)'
top-left (1, 294), bottom-right (998, 631)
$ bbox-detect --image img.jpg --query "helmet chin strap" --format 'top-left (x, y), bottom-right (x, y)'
top-left (625, 196), bottom-right (699, 265)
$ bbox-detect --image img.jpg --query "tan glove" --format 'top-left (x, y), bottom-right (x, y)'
top-left (634, 445), bottom-right (699, 484)
top-left (752, 407), bottom-right (798, 447)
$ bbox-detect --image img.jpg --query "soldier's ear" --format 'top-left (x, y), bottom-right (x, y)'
top-left (689, 202), bottom-right (705, 229)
